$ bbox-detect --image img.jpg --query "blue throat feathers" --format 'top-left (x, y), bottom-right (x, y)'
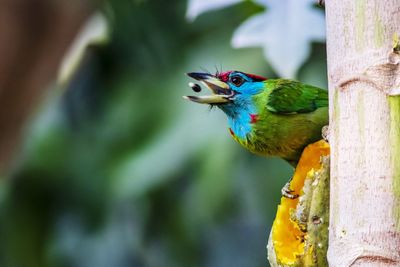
top-left (219, 82), bottom-right (264, 140)
top-left (226, 109), bottom-right (254, 140)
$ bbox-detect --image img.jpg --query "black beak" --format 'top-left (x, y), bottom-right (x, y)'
top-left (186, 72), bottom-right (214, 81)
top-left (183, 72), bottom-right (233, 104)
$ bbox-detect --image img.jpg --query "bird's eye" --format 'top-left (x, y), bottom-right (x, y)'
top-left (230, 76), bottom-right (244, 87)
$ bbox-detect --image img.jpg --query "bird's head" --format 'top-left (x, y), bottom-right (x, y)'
top-left (184, 70), bottom-right (267, 116)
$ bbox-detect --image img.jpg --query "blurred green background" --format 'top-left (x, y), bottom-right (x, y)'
top-left (0, 0), bottom-right (327, 266)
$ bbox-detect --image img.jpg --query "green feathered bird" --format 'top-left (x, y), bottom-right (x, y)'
top-left (184, 71), bottom-right (328, 197)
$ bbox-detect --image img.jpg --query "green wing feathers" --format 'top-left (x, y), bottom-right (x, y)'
top-left (265, 80), bottom-right (328, 114)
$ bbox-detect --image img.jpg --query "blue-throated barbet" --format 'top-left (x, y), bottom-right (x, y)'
top-left (183, 71), bottom-right (328, 197)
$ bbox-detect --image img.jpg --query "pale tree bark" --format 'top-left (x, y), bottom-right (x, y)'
top-left (326, 0), bottom-right (400, 266)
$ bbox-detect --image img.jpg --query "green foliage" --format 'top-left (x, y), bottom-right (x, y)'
top-left (0, 0), bottom-right (327, 266)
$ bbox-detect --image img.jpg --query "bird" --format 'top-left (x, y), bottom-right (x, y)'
top-left (183, 71), bottom-right (328, 198)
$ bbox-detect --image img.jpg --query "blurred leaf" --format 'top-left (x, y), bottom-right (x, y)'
top-left (58, 13), bottom-right (109, 86)
top-left (112, 105), bottom-right (227, 199)
top-left (231, 0), bottom-right (325, 78)
top-left (182, 136), bottom-right (235, 226)
top-left (298, 43), bottom-right (328, 88)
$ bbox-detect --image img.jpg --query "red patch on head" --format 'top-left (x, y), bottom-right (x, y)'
top-left (246, 73), bottom-right (268, 81)
top-left (216, 71), bottom-right (267, 82)
top-left (217, 71), bottom-right (232, 82)
top-left (250, 114), bottom-right (258, 124)
top-left (229, 128), bottom-right (235, 136)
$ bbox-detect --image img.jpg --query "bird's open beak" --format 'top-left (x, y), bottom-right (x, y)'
top-left (183, 72), bottom-right (233, 104)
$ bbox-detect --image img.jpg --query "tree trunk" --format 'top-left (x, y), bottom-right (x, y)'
top-left (0, 0), bottom-right (94, 172)
top-left (326, 0), bottom-right (400, 266)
